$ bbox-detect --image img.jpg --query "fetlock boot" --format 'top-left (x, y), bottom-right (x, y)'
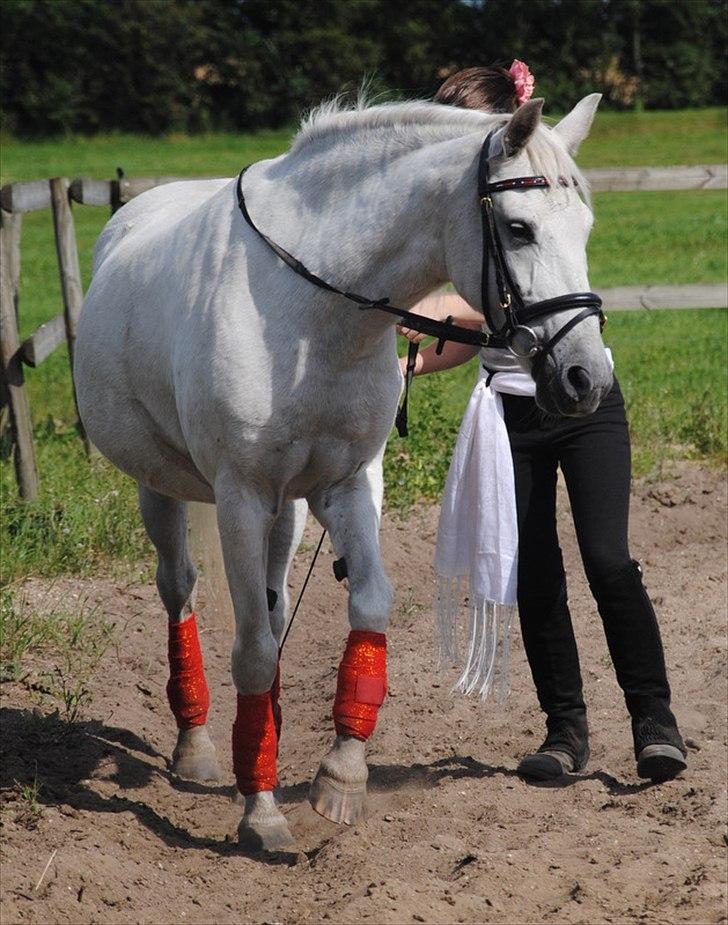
top-left (590, 559), bottom-right (687, 781)
top-left (517, 582), bottom-right (590, 780)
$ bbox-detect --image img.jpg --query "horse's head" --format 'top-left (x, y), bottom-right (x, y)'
top-left (448, 95), bottom-right (613, 416)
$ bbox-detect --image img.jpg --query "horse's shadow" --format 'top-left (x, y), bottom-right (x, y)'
top-left (1, 707), bottom-right (239, 858)
top-left (1, 706), bottom-right (653, 863)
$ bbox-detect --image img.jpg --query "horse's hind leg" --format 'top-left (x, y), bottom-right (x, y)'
top-left (308, 453), bottom-right (393, 825)
top-left (138, 485), bottom-right (221, 781)
top-left (266, 499), bottom-right (308, 646)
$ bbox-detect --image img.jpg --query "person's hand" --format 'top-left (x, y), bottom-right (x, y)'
top-left (396, 293), bottom-right (451, 343)
top-left (397, 323), bottom-right (428, 343)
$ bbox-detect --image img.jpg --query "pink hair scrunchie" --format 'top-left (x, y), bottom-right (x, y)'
top-left (509, 60), bottom-right (535, 104)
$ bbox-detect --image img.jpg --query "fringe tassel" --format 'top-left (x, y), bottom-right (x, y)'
top-left (435, 577), bottom-right (515, 703)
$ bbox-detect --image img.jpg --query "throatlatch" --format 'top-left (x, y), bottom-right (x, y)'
top-left (166, 614), bottom-right (210, 729)
top-left (333, 630), bottom-right (388, 740)
top-left (232, 664), bottom-right (281, 794)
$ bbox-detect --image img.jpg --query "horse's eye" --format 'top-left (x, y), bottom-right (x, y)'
top-left (508, 221), bottom-right (534, 242)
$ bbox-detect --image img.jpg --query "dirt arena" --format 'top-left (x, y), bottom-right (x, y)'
top-left (2, 463), bottom-right (726, 925)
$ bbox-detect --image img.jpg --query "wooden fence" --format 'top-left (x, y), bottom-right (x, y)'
top-left (2, 164), bottom-right (727, 500)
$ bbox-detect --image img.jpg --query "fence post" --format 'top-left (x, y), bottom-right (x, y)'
top-left (49, 177), bottom-right (92, 455)
top-left (0, 207), bottom-right (39, 500)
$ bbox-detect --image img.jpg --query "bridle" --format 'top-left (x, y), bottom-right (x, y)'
top-left (476, 130), bottom-right (604, 363)
top-left (235, 129), bottom-right (605, 434)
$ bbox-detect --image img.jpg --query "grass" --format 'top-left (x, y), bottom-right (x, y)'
top-left (589, 190), bottom-right (727, 287)
top-left (577, 107), bottom-right (727, 168)
top-left (0, 129), bottom-right (292, 184)
top-left (11, 771), bottom-right (44, 830)
top-left (0, 109), bottom-right (726, 582)
top-left (0, 586), bottom-right (114, 721)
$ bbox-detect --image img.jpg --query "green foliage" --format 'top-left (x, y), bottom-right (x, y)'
top-left (384, 374), bottom-right (465, 511)
top-left (603, 309), bottom-right (728, 474)
top-left (0, 588), bottom-right (114, 711)
top-left (1, 0), bottom-right (726, 137)
top-left (578, 107), bottom-right (728, 168)
top-left (589, 190), bottom-right (728, 287)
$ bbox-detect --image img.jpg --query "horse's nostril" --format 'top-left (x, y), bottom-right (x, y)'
top-left (567, 365), bottom-right (592, 400)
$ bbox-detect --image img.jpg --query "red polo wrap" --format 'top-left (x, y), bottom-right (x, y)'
top-left (333, 630), bottom-right (387, 740)
top-left (232, 664), bottom-right (281, 795)
top-left (166, 614), bottom-right (210, 729)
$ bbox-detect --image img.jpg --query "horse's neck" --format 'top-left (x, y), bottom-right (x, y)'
top-left (252, 132), bottom-right (478, 319)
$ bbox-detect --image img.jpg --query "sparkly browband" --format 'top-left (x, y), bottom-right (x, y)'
top-left (483, 175), bottom-right (576, 194)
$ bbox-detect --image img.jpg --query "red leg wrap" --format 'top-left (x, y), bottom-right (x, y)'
top-left (333, 630), bottom-right (387, 740)
top-left (166, 614), bottom-right (210, 729)
top-left (232, 663), bottom-right (281, 795)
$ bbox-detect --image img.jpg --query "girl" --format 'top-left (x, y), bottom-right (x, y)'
top-left (402, 63), bottom-right (687, 782)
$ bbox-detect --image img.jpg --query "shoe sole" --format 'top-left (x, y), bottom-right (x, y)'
top-left (517, 750), bottom-right (575, 781)
top-left (637, 744), bottom-right (687, 781)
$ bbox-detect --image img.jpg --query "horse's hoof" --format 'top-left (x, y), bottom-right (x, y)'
top-left (308, 771), bottom-right (366, 825)
top-left (237, 817), bottom-right (295, 852)
top-left (171, 727), bottom-right (221, 781)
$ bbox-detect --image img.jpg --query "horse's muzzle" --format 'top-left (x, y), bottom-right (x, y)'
top-left (535, 364), bottom-right (613, 417)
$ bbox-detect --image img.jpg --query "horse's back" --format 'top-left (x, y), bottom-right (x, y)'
top-left (93, 178), bottom-right (232, 271)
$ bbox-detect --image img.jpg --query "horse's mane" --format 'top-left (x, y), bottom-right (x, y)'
top-left (293, 96), bottom-right (590, 204)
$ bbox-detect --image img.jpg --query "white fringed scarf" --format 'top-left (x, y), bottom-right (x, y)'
top-left (434, 367), bottom-right (534, 702)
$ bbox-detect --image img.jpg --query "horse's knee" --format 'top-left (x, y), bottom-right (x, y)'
top-left (268, 597), bottom-right (286, 644)
top-left (348, 567), bottom-right (394, 633)
top-left (231, 630), bottom-right (279, 695)
top-left (157, 559), bottom-right (197, 620)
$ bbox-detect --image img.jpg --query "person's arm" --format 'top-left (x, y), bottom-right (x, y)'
top-left (398, 291), bottom-right (484, 342)
top-left (400, 339), bottom-right (479, 377)
top-left (397, 290), bottom-right (482, 376)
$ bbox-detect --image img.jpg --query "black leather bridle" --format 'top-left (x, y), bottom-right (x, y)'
top-left (476, 130), bottom-right (604, 364)
top-left (235, 129), bottom-right (605, 434)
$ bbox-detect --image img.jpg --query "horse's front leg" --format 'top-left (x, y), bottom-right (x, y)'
top-left (215, 477), bottom-right (294, 851)
top-left (308, 454), bottom-right (393, 824)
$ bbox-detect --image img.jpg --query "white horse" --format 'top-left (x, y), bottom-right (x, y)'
top-left (74, 95), bottom-right (612, 850)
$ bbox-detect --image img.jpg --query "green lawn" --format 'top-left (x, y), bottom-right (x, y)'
top-left (577, 107), bottom-right (727, 168)
top-left (0, 130), bottom-right (291, 184)
top-left (589, 190), bottom-right (727, 287)
top-left (1, 109), bottom-right (726, 583)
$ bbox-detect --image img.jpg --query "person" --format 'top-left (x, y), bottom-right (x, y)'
top-left (401, 63), bottom-right (687, 782)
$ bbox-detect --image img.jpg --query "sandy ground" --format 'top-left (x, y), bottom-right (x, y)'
top-left (1, 462), bottom-right (726, 925)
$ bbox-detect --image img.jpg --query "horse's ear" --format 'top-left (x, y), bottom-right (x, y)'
top-left (501, 98), bottom-right (544, 157)
top-left (553, 93), bottom-right (602, 156)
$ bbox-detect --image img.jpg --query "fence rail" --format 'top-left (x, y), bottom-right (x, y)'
top-left (1, 166), bottom-right (727, 500)
top-left (586, 163), bottom-right (727, 192)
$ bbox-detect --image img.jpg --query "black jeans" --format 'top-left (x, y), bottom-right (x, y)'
top-left (501, 378), bottom-right (684, 758)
